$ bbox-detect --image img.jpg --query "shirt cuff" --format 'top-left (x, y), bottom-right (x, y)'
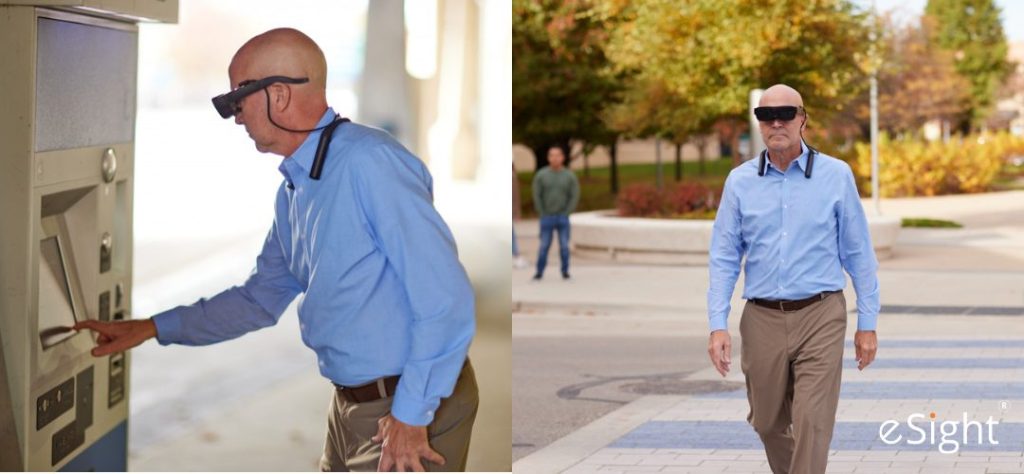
top-left (390, 394), bottom-right (440, 427)
top-left (151, 308), bottom-right (184, 345)
top-left (856, 311), bottom-right (878, 331)
top-left (708, 314), bottom-right (728, 332)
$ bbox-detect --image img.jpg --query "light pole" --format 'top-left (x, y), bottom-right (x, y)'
top-left (869, 2), bottom-right (881, 215)
top-left (871, 71), bottom-right (880, 215)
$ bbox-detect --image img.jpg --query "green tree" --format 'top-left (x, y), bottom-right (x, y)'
top-left (512, 0), bottom-right (623, 173)
top-left (598, 0), bottom-right (871, 163)
top-left (925, 0), bottom-right (1012, 129)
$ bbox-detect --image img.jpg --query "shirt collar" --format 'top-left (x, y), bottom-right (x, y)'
top-left (766, 140), bottom-right (809, 174)
top-left (278, 107), bottom-right (337, 184)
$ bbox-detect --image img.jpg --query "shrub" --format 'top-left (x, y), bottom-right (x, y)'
top-left (852, 132), bottom-right (1024, 197)
top-left (664, 182), bottom-right (709, 214)
top-left (616, 182), bottom-right (720, 218)
top-left (616, 183), bottom-right (662, 217)
top-left (901, 217), bottom-right (963, 228)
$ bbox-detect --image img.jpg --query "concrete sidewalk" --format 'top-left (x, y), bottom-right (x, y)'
top-left (515, 313), bottom-right (1024, 473)
top-left (513, 190), bottom-right (1024, 473)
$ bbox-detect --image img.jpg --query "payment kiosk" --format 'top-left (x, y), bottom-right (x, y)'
top-left (0, 2), bottom-right (176, 470)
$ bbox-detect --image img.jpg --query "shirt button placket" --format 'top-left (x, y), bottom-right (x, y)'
top-left (779, 172), bottom-right (788, 291)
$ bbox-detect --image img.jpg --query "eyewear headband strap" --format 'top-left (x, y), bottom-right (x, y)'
top-left (229, 76), bottom-right (309, 101)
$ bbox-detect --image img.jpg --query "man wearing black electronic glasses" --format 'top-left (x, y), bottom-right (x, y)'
top-left (705, 84), bottom-right (880, 473)
top-left (74, 28), bottom-right (478, 472)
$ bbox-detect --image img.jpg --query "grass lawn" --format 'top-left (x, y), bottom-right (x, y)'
top-left (901, 217), bottom-right (963, 228)
top-left (517, 158), bottom-right (736, 218)
top-left (992, 162), bottom-right (1024, 191)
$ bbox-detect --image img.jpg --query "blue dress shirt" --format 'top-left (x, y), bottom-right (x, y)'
top-left (707, 142), bottom-right (880, 332)
top-left (152, 108), bottom-right (476, 426)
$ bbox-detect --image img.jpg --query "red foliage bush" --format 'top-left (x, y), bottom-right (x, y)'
top-left (616, 183), bottom-right (662, 217)
top-left (617, 182), bottom-right (720, 218)
top-left (664, 182), bottom-right (711, 214)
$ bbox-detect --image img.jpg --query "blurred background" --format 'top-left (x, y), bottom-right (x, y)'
top-left (513, 0), bottom-right (1024, 217)
top-left (128, 0), bottom-right (510, 471)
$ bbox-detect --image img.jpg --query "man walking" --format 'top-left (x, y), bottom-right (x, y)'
top-left (705, 84), bottom-right (880, 473)
top-left (532, 145), bottom-right (579, 280)
top-left (74, 28), bottom-right (477, 472)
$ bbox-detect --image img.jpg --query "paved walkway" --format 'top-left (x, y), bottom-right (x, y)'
top-left (513, 191), bottom-right (1024, 473)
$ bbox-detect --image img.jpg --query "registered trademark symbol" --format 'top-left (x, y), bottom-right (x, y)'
top-left (1000, 400), bottom-right (1009, 411)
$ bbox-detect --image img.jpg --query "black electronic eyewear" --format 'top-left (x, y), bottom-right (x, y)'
top-left (753, 106), bottom-right (804, 122)
top-left (211, 76), bottom-right (309, 118)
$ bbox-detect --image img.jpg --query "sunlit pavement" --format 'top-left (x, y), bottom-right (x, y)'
top-left (512, 191), bottom-right (1024, 473)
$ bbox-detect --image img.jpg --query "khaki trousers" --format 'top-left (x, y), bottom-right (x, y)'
top-left (319, 360), bottom-right (479, 472)
top-left (739, 292), bottom-right (846, 474)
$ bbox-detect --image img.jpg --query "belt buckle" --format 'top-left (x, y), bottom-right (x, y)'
top-left (779, 300), bottom-right (795, 312)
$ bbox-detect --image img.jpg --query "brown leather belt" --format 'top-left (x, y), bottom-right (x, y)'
top-left (333, 375), bottom-right (400, 404)
top-left (750, 290), bottom-right (842, 313)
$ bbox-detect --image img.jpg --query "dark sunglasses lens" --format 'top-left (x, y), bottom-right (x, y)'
top-left (212, 94), bottom-right (239, 118)
top-left (754, 106), bottom-right (799, 122)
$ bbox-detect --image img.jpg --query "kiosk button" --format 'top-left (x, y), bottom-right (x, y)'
top-left (101, 148), bottom-right (117, 183)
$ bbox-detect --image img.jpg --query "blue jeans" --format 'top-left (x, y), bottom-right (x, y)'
top-left (536, 215), bottom-right (570, 276)
top-left (512, 226), bottom-right (520, 257)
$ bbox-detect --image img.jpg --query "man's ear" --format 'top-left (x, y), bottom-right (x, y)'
top-left (269, 83), bottom-right (292, 112)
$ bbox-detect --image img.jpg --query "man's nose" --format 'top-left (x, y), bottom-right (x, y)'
top-left (234, 113), bottom-right (243, 125)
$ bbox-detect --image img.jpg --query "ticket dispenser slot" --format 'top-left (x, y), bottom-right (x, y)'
top-left (0, 4), bottom-right (178, 470)
top-left (38, 236), bottom-right (80, 349)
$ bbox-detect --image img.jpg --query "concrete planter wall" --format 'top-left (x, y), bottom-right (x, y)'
top-left (571, 210), bottom-right (900, 265)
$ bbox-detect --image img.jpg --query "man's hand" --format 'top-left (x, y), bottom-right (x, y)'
top-left (707, 330), bottom-right (732, 377)
top-left (372, 414), bottom-right (444, 472)
top-left (73, 319), bottom-right (157, 357)
top-left (854, 330), bottom-right (878, 371)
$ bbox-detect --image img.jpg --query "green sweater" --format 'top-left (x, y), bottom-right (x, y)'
top-left (532, 166), bottom-right (580, 216)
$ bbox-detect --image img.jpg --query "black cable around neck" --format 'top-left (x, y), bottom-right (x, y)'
top-left (263, 88), bottom-right (337, 133)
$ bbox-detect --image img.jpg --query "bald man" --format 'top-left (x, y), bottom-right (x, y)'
top-left (74, 28), bottom-right (479, 472)
top-left (705, 84), bottom-right (879, 473)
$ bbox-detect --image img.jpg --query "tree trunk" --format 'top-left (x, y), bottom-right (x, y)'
top-left (609, 141), bottom-right (619, 194)
top-left (731, 131), bottom-right (742, 168)
top-left (560, 139), bottom-right (572, 168)
top-left (697, 136), bottom-right (706, 176)
top-left (530, 144), bottom-right (549, 170)
top-left (674, 143), bottom-right (682, 181)
top-left (655, 137), bottom-right (663, 190)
